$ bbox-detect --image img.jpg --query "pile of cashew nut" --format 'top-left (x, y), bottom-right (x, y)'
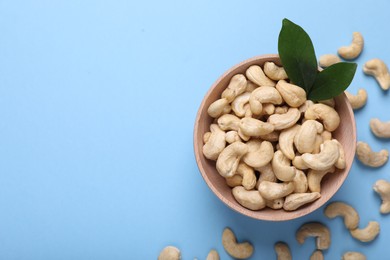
top-left (202, 62), bottom-right (346, 212)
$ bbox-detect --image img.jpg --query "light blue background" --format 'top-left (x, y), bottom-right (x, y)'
top-left (0, 0), bottom-right (389, 259)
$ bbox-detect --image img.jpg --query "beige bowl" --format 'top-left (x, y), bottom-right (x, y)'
top-left (193, 54), bottom-right (357, 221)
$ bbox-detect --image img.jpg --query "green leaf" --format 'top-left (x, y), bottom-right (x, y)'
top-left (308, 62), bottom-right (357, 101)
top-left (278, 18), bottom-right (318, 93)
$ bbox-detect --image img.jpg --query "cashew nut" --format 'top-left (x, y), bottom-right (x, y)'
top-left (206, 249), bottom-right (220, 260)
top-left (202, 124), bottom-right (226, 160)
top-left (226, 174), bottom-right (243, 188)
top-left (203, 132), bottom-right (211, 143)
top-left (319, 54), bottom-right (341, 68)
top-left (324, 201), bottom-right (359, 230)
top-left (259, 131), bottom-right (280, 142)
top-left (218, 114), bottom-right (240, 131)
top-left (158, 246), bottom-right (181, 260)
top-left (332, 139), bottom-right (346, 169)
top-left (246, 65), bottom-right (275, 87)
top-left (345, 89), bottom-right (367, 110)
top-left (232, 92), bottom-right (251, 117)
top-left (350, 221), bottom-right (380, 242)
top-left (241, 140), bottom-right (274, 168)
top-left (338, 32), bottom-right (364, 60)
top-left (363, 58), bottom-right (390, 90)
top-left (302, 140), bottom-right (339, 171)
top-left (296, 222), bottom-right (331, 250)
top-left (239, 117), bottom-right (275, 137)
top-left (283, 192), bottom-right (321, 211)
top-left (237, 162), bottom-right (256, 190)
top-left (305, 104), bottom-right (340, 131)
top-left (307, 166), bottom-right (335, 193)
top-left (221, 74), bottom-right (247, 102)
top-left (268, 108), bottom-right (301, 130)
top-left (207, 98), bottom-right (230, 118)
top-left (293, 169), bottom-right (308, 193)
top-left (279, 124), bottom-right (301, 160)
top-left (274, 242), bottom-right (292, 260)
top-left (245, 80), bottom-right (257, 92)
top-left (312, 134), bottom-right (324, 154)
top-left (259, 103), bottom-right (275, 116)
top-left (232, 186), bottom-right (266, 210)
top-left (266, 198), bottom-right (284, 209)
top-left (356, 141), bottom-right (388, 167)
top-left (216, 142), bottom-right (248, 177)
top-left (225, 130), bottom-right (241, 144)
top-left (222, 227), bottom-right (254, 259)
top-left (310, 250), bottom-right (324, 260)
top-left (373, 179), bottom-right (390, 214)
top-left (258, 181), bottom-right (294, 200)
top-left (272, 150), bottom-right (296, 181)
top-left (249, 86), bottom-right (282, 115)
top-left (275, 106), bottom-right (289, 114)
top-left (299, 100), bottom-right (314, 114)
top-left (321, 131), bottom-right (332, 142)
top-left (342, 252), bottom-right (366, 260)
top-left (264, 62), bottom-right (288, 81)
top-left (294, 120), bottom-right (323, 154)
top-left (370, 118), bottom-right (390, 138)
top-left (256, 163), bottom-right (277, 187)
top-left (292, 155), bottom-right (309, 170)
top-left (275, 80), bottom-right (307, 107)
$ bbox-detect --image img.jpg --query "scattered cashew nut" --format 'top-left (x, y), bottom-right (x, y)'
top-left (373, 179), bottom-right (390, 214)
top-left (356, 141), bottom-right (388, 167)
top-left (350, 221), bottom-right (380, 242)
top-left (338, 32), bottom-right (364, 60)
top-left (158, 246), bottom-right (181, 260)
top-left (324, 201), bottom-right (359, 230)
top-left (345, 89), bottom-right (367, 110)
top-left (363, 58), bottom-right (390, 90)
top-left (342, 251), bottom-right (366, 260)
top-left (283, 192), bottom-right (321, 211)
top-left (319, 54), bottom-right (341, 68)
top-left (206, 249), bottom-right (220, 260)
top-left (310, 250), bottom-right (324, 260)
top-left (222, 227), bottom-right (253, 259)
top-left (370, 118), bottom-right (390, 138)
top-left (274, 242), bottom-right (292, 260)
top-left (296, 222), bottom-right (331, 250)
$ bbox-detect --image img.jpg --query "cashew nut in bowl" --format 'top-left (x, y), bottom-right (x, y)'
top-left (242, 140), bottom-right (274, 168)
top-left (264, 62), bottom-right (288, 81)
top-left (321, 131), bottom-right (332, 142)
top-left (275, 106), bottom-right (289, 114)
top-left (373, 179), bottom-right (390, 214)
top-left (310, 250), bottom-right (324, 260)
top-left (296, 222), bottom-right (331, 250)
top-left (305, 103), bottom-right (340, 131)
top-left (246, 65), bottom-right (275, 87)
top-left (274, 242), bottom-right (292, 260)
top-left (225, 174), bottom-right (243, 188)
top-left (216, 141), bottom-right (248, 178)
top-left (267, 108), bottom-right (301, 130)
top-left (319, 54), bottom-right (341, 68)
top-left (232, 186), bottom-right (266, 210)
top-left (292, 155), bottom-right (309, 170)
top-left (266, 198), bottom-right (284, 210)
top-left (363, 58), bottom-right (390, 90)
top-left (203, 132), bottom-right (211, 143)
top-left (202, 124), bottom-right (226, 160)
top-left (338, 32), bottom-right (364, 60)
top-left (258, 181), bottom-right (294, 200)
top-left (206, 250), bottom-right (220, 260)
top-left (370, 118), bottom-right (390, 138)
top-left (249, 86), bottom-right (282, 115)
top-left (272, 150), bottom-right (296, 181)
top-left (207, 98), bottom-right (230, 118)
top-left (283, 192), bottom-right (321, 211)
top-left (324, 201), bottom-right (359, 230)
top-left (256, 163), bottom-right (277, 186)
top-left (298, 100), bottom-right (314, 114)
top-left (222, 227), bottom-right (253, 259)
top-left (275, 80), bottom-right (307, 107)
top-left (259, 131), bottom-right (280, 142)
top-left (232, 92), bottom-right (251, 118)
top-left (293, 169), bottom-right (308, 193)
top-left (342, 251), bottom-right (366, 260)
top-left (333, 139), bottom-right (346, 169)
top-left (225, 130), bottom-right (241, 144)
top-left (350, 221), bottom-right (380, 242)
top-left (301, 140), bottom-right (340, 171)
top-left (245, 80), bottom-right (257, 92)
top-left (158, 246), bottom-right (181, 260)
top-left (345, 89), bottom-right (367, 110)
top-left (356, 141), bottom-right (388, 167)
top-left (221, 74), bottom-right (247, 102)
top-left (307, 166), bottom-right (336, 193)
top-left (236, 162), bottom-right (256, 190)
top-left (217, 114), bottom-right (240, 131)
top-left (294, 120), bottom-right (323, 154)
top-left (279, 124), bottom-right (301, 160)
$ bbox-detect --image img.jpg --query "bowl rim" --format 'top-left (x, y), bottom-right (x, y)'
top-left (193, 54), bottom-right (357, 221)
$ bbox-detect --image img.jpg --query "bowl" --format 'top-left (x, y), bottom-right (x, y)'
top-left (193, 54), bottom-right (357, 221)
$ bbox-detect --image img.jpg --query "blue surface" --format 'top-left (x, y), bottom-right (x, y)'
top-left (1, 0), bottom-right (390, 259)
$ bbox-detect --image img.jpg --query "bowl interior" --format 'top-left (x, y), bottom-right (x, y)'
top-left (194, 54), bottom-right (357, 221)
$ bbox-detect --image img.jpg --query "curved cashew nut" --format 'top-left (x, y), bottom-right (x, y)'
top-left (222, 227), bottom-right (254, 259)
top-left (312, 135), bottom-right (323, 154)
top-left (268, 108), bottom-right (301, 130)
top-left (232, 92), bottom-right (251, 117)
top-left (373, 179), bottom-right (390, 214)
top-left (310, 250), bottom-right (324, 260)
top-left (345, 89), bottom-right (367, 110)
top-left (217, 114), bottom-right (240, 131)
top-left (332, 139), bottom-right (346, 169)
top-left (259, 103), bottom-right (275, 116)
top-left (266, 198), bottom-right (284, 210)
top-left (274, 242), bottom-right (292, 260)
top-left (296, 222), bottom-right (331, 250)
top-left (324, 201), bottom-right (359, 230)
top-left (225, 130), bottom-right (241, 144)
top-left (246, 65), bottom-right (275, 87)
top-left (350, 221), bottom-right (380, 242)
top-left (283, 192), bottom-right (321, 211)
top-left (221, 74), bottom-right (247, 102)
top-left (307, 166), bottom-right (336, 192)
top-left (216, 142), bottom-right (248, 177)
top-left (370, 118), bottom-right (390, 138)
top-left (319, 54), bottom-right (341, 68)
top-left (264, 62), bottom-right (288, 81)
top-left (249, 86), bottom-right (282, 115)
top-left (225, 174), bottom-right (243, 188)
top-left (294, 120), bottom-right (323, 154)
top-left (207, 98), bottom-right (230, 118)
top-left (242, 140), bottom-right (274, 168)
top-left (259, 131), bottom-right (280, 142)
top-left (202, 124), bottom-right (226, 160)
top-left (338, 32), bottom-right (364, 60)
top-left (275, 80), bottom-right (307, 107)
top-left (206, 249), bottom-right (220, 260)
top-left (342, 251), bottom-right (366, 260)
top-left (279, 124), bottom-right (301, 160)
top-left (356, 141), bottom-right (389, 167)
top-left (236, 162), bottom-right (256, 190)
top-left (232, 186), bottom-right (266, 210)
top-left (299, 100), bottom-right (314, 114)
top-left (239, 117), bottom-right (275, 137)
top-left (258, 181), bottom-right (294, 200)
top-left (272, 150), bottom-right (296, 181)
top-left (302, 140), bottom-right (339, 171)
top-left (292, 155), bottom-right (309, 170)
top-left (293, 169), bottom-right (308, 193)
top-left (158, 246), bottom-right (181, 260)
top-left (256, 163), bottom-right (277, 187)
top-left (363, 58), bottom-right (390, 91)
top-left (305, 104), bottom-right (340, 131)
